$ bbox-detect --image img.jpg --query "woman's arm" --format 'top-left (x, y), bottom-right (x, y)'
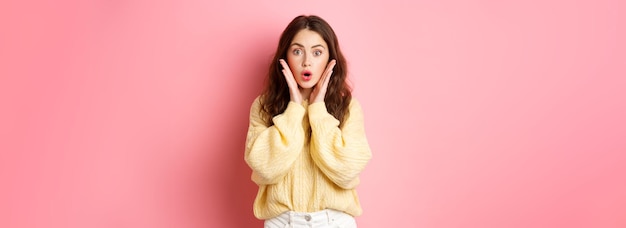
top-left (245, 97), bottom-right (305, 185)
top-left (309, 99), bottom-right (372, 189)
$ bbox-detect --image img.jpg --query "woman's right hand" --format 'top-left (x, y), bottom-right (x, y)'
top-left (279, 59), bottom-right (303, 104)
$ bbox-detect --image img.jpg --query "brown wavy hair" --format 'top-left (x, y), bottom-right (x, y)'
top-left (260, 15), bottom-right (352, 126)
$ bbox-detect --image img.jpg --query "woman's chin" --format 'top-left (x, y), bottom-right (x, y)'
top-left (297, 82), bottom-right (318, 89)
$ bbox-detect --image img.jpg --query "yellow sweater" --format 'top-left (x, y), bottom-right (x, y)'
top-left (245, 96), bottom-right (372, 219)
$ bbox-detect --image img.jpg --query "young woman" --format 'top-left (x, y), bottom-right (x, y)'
top-left (245, 15), bottom-right (371, 228)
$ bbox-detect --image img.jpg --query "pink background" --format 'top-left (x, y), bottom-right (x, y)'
top-left (1, 0), bottom-right (625, 227)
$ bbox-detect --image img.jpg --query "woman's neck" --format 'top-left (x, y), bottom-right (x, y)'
top-left (299, 88), bottom-right (312, 101)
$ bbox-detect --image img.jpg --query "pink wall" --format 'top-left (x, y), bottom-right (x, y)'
top-left (1, 0), bottom-right (625, 227)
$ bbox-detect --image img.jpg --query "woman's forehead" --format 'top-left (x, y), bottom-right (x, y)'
top-left (291, 29), bottom-right (327, 47)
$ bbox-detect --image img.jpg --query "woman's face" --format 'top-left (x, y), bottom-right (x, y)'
top-left (286, 29), bottom-right (330, 90)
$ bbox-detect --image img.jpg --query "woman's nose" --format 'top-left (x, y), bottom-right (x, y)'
top-left (302, 54), bottom-right (312, 67)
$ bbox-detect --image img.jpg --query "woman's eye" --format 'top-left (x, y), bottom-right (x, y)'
top-left (314, 50), bottom-right (322, 56)
top-left (293, 49), bottom-right (302, 55)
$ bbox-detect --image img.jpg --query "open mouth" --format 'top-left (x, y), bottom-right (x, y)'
top-left (302, 71), bottom-right (312, 81)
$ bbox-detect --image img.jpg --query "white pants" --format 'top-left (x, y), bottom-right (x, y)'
top-left (264, 209), bottom-right (357, 228)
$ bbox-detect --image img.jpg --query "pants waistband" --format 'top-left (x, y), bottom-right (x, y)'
top-left (283, 209), bottom-right (347, 225)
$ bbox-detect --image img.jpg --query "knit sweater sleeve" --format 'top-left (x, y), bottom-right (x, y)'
top-left (308, 99), bottom-right (372, 189)
top-left (245, 97), bottom-right (305, 185)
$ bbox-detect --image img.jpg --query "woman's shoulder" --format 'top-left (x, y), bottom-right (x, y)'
top-left (249, 95), bottom-right (264, 111)
top-left (253, 95), bottom-right (262, 103)
top-left (348, 97), bottom-right (362, 108)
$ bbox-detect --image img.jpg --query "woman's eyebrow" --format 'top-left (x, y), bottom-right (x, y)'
top-left (289, 43), bottom-right (326, 49)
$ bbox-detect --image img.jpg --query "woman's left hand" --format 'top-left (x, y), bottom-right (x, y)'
top-left (310, 59), bottom-right (337, 103)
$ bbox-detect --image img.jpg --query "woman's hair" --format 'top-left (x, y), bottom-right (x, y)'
top-left (260, 15), bottom-right (352, 126)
